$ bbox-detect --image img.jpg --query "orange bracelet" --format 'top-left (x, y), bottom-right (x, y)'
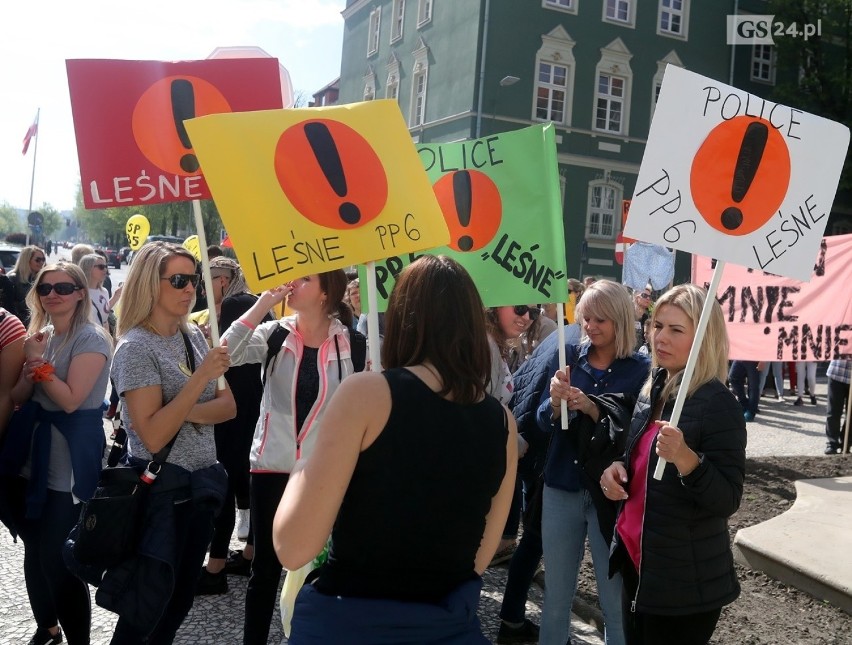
top-left (32, 362), bottom-right (55, 383)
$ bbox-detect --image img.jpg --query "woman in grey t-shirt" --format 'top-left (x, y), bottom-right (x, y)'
top-left (109, 242), bottom-right (233, 644)
top-left (10, 261), bottom-right (111, 645)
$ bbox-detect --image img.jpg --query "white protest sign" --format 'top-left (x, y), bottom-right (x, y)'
top-left (625, 65), bottom-right (849, 282)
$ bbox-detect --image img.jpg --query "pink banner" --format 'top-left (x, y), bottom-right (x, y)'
top-left (692, 234), bottom-right (852, 361)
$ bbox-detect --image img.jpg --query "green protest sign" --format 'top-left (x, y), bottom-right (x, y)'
top-left (360, 123), bottom-right (568, 309)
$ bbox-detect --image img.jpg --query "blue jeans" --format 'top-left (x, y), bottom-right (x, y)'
top-left (540, 486), bottom-right (624, 645)
top-left (728, 361), bottom-right (760, 415)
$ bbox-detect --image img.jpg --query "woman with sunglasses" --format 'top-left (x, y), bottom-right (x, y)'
top-left (7, 246), bottom-right (47, 326)
top-left (5, 262), bottom-right (111, 645)
top-left (105, 242), bottom-right (234, 644)
top-left (537, 279), bottom-right (650, 645)
top-left (222, 268), bottom-right (361, 645)
top-left (633, 285), bottom-right (653, 352)
top-left (78, 253), bottom-right (121, 334)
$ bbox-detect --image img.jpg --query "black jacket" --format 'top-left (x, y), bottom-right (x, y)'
top-left (606, 369), bottom-right (746, 616)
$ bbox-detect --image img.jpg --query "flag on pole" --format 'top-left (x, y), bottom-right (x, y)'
top-left (22, 111), bottom-right (39, 155)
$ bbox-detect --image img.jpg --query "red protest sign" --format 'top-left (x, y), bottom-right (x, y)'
top-left (67, 58), bottom-right (283, 209)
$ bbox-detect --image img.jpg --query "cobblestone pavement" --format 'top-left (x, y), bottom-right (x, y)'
top-left (0, 377), bottom-right (836, 644)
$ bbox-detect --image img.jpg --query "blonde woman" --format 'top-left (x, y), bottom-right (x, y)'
top-left (7, 262), bottom-right (112, 645)
top-left (600, 284), bottom-right (746, 645)
top-left (7, 245), bottom-right (46, 325)
top-left (105, 242), bottom-right (234, 644)
top-left (539, 279), bottom-right (650, 645)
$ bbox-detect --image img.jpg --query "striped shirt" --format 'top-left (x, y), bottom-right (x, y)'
top-left (0, 308), bottom-right (26, 349)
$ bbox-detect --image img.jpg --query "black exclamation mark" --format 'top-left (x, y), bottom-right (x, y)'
top-left (453, 171), bottom-right (473, 251)
top-left (171, 79), bottom-right (199, 173)
top-left (721, 121), bottom-right (768, 231)
top-left (304, 122), bottom-right (361, 225)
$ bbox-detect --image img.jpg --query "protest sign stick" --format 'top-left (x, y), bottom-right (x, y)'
top-left (191, 199), bottom-right (226, 390)
top-left (365, 261), bottom-right (381, 372)
top-left (652, 259), bottom-right (726, 480)
top-left (556, 302), bottom-right (568, 429)
top-left (843, 380), bottom-right (852, 454)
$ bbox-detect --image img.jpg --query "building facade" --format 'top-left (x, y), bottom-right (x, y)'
top-left (338, 0), bottom-right (851, 282)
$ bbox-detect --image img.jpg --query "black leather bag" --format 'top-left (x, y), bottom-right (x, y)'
top-left (71, 465), bottom-right (150, 567)
top-left (69, 331), bottom-right (196, 569)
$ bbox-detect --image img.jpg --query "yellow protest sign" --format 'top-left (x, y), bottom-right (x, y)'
top-left (184, 100), bottom-right (449, 291)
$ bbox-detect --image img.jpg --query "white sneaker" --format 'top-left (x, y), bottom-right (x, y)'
top-left (236, 509), bottom-right (250, 541)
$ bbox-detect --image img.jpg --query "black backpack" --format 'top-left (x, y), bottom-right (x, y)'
top-left (262, 324), bottom-right (367, 386)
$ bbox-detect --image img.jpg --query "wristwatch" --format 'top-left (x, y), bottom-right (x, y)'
top-left (677, 451), bottom-right (705, 480)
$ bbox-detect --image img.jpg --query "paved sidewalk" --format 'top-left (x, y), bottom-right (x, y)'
top-left (0, 376), bottom-right (838, 644)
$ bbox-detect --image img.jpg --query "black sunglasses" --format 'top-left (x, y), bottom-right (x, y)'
top-left (33, 257), bottom-right (46, 264)
top-left (36, 282), bottom-right (80, 296)
top-left (513, 305), bottom-right (540, 320)
top-left (93, 264), bottom-right (107, 270)
top-left (161, 273), bottom-right (200, 289)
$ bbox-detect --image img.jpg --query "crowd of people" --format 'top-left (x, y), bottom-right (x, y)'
top-left (0, 241), bottom-right (846, 645)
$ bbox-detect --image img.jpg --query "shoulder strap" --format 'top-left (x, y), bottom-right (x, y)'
top-left (263, 324), bottom-right (290, 387)
top-left (152, 332), bottom-right (196, 463)
top-left (348, 327), bottom-right (367, 373)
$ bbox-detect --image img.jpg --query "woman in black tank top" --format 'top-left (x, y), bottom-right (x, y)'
top-left (274, 255), bottom-right (518, 644)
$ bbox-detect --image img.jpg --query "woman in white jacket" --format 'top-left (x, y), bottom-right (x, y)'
top-left (222, 269), bottom-right (359, 645)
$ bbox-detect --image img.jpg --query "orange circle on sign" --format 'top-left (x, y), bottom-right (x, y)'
top-left (132, 76), bottom-right (232, 176)
top-left (274, 119), bottom-right (388, 230)
top-left (432, 169), bottom-right (502, 252)
top-left (690, 115), bottom-right (791, 236)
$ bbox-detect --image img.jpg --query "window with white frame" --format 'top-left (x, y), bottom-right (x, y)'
top-left (587, 182), bottom-right (618, 239)
top-left (650, 51), bottom-right (683, 123)
top-left (658, 0), bottom-right (688, 39)
top-left (368, 7), bottom-right (381, 56)
top-left (417, 0), bottom-right (432, 26)
top-left (411, 69), bottom-right (427, 126)
top-left (595, 74), bottom-right (625, 133)
top-left (751, 44), bottom-right (775, 84)
top-left (536, 62), bottom-right (569, 123)
top-left (391, 0), bottom-right (405, 42)
top-left (363, 71), bottom-right (376, 101)
top-left (409, 40), bottom-right (429, 127)
top-left (386, 55), bottom-right (400, 100)
top-left (604, 0), bottom-right (635, 26)
top-left (531, 26), bottom-right (577, 125)
top-left (543, 0), bottom-right (576, 13)
top-left (593, 39), bottom-right (632, 135)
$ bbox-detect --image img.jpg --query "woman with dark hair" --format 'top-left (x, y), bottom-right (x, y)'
top-left (273, 255), bottom-right (517, 643)
top-left (195, 257), bottom-right (272, 594)
top-left (7, 246), bottom-right (46, 325)
top-left (6, 261), bottom-right (111, 645)
top-left (222, 269), bottom-right (362, 645)
top-left (599, 284), bottom-right (746, 645)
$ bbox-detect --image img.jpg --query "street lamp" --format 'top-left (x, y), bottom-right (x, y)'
top-left (500, 75), bottom-right (520, 87)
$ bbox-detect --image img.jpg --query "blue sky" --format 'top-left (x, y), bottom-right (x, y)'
top-left (1, 0), bottom-right (345, 212)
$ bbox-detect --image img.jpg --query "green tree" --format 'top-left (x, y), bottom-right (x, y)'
top-left (0, 203), bottom-right (24, 237)
top-left (72, 182), bottom-right (225, 247)
top-left (769, 0), bottom-right (852, 186)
